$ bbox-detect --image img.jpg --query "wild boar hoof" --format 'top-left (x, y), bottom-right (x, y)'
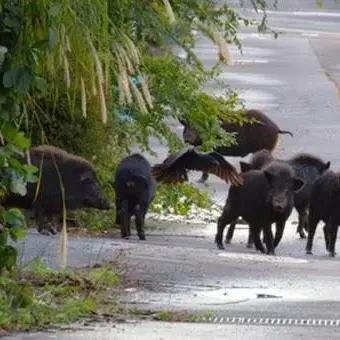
top-left (246, 243), bottom-right (254, 249)
top-left (139, 235), bottom-right (146, 240)
top-left (37, 222), bottom-right (57, 236)
top-left (328, 251), bottom-right (336, 257)
top-left (38, 229), bottom-right (52, 236)
top-left (306, 250), bottom-right (313, 255)
top-left (225, 239), bottom-right (231, 245)
top-left (49, 228), bottom-right (57, 235)
top-left (216, 243), bottom-right (225, 250)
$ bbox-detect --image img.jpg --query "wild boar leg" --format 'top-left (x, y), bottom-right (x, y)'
top-left (246, 227), bottom-right (254, 248)
top-left (296, 205), bottom-right (308, 239)
top-left (273, 219), bottom-right (287, 248)
top-left (263, 223), bottom-right (275, 255)
top-left (35, 210), bottom-right (56, 236)
top-left (325, 218), bottom-right (338, 257)
top-left (120, 200), bottom-right (131, 239)
top-left (215, 201), bottom-right (239, 250)
top-left (135, 204), bottom-right (147, 241)
top-left (250, 224), bottom-right (266, 254)
top-left (305, 209), bottom-right (319, 255)
top-left (225, 219), bottom-right (238, 244)
top-left (323, 224), bottom-right (329, 252)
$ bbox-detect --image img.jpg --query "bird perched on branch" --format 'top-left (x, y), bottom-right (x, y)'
top-left (151, 146), bottom-right (243, 186)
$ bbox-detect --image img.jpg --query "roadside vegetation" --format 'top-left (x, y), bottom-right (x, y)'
top-left (1, 255), bottom-right (216, 332)
top-left (1, 257), bottom-right (122, 332)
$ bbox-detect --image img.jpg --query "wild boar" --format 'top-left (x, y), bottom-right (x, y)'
top-left (3, 145), bottom-right (110, 235)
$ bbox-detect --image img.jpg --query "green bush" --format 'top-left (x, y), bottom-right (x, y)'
top-left (151, 183), bottom-right (212, 216)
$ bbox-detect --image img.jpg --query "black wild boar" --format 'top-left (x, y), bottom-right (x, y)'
top-left (180, 109), bottom-right (293, 183)
top-left (3, 145), bottom-right (111, 235)
top-left (240, 149), bottom-right (274, 173)
top-left (225, 149), bottom-right (274, 247)
top-left (306, 170), bottom-right (340, 257)
top-left (112, 153), bottom-right (156, 240)
top-left (287, 154), bottom-right (330, 239)
top-left (225, 152), bottom-right (330, 246)
top-left (215, 161), bottom-right (305, 255)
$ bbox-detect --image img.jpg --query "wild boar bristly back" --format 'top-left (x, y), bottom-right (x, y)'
top-left (29, 145), bottom-right (96, 176)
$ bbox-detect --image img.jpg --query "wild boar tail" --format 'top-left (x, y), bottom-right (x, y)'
top-left (278, 130), bottom-right (294, 137)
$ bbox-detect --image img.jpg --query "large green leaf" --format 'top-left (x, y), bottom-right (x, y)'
top-left (13, 131), bottom-right (31, 148)
top-left (9, 171), bottom-right (27, 196)
top-left (3, 67), bottom-right (34, 93)
top-left (2, 67), bottom-right (20, 88)
top-left (1, 122), bottom-right (18, 142)
top-left (16, 68), bottom-right (34, 93)
top-left (0, 245), bottom-right (18, 271)
top-left (3, 208), bottom-right (25, 228)
top-left (23, 164), bottom-right (39, 174)
top-left (9, 227), bottom-right (26, 241)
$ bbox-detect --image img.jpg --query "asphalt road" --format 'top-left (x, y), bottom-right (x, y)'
top-left (4, 321), bottom-right (340, 340)
top-left (6, 1), bottom-right (340, 339)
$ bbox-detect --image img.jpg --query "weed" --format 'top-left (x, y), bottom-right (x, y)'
top-left (0, 258), bottom-right (121, 332)
top-left (151, 309), bottom-right (216, 322)
top-left (151, 183), bottom-right (213, 216)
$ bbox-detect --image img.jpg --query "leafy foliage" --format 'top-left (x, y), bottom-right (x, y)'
top-left (108, 0), bottom-right (278, 154)
top-left (151, 183), bottom-right (212, 216)
top-left (0, 258), bottom-right (120, 331)
top-left (0, 0), bottom-right (45, 275)
top-left (0, 123), bottom-right (39, 276)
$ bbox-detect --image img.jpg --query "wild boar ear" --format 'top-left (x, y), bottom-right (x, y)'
top-left (292, 177), bottom-right (305, 192)
top-left (325, 161), bottom-right (331, 171)
top-left (239, 161), bottom-right (252, 173)
top-left (263, 169), bottom-right (274, 186)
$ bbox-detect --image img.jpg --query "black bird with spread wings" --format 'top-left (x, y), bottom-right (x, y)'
top-left (151, 146), bottom-right (243, 186)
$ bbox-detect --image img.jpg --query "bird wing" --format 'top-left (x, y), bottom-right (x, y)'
top-left (187, 150), bottom-right (243, 186)
top-left (205, 159), bottom-right (244, 186)
top-left (152, 147), bottom-right (243, 186)
top-left (151, 166), bottom-right (188, 184)
top-left (151, 146), bottom-right (193, 184)
top-left (159, 146), bottom-right (194, 169)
